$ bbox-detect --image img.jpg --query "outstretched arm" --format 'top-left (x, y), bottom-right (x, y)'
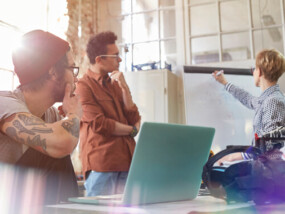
top-left (212, 70), bottom-right (228, 85)
top-left (212, 70), bottom-right (257, 110)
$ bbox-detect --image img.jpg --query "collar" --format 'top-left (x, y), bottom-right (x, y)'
top-left (87, 69), bottom-right (111, 85)
top-left (14, 88), bottom-right (26, 103)
top-left (258, 84), bottom-right (280, 102)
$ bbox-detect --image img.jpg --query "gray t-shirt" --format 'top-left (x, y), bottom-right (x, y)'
top-left (0, 89), bottom-right (61, 164)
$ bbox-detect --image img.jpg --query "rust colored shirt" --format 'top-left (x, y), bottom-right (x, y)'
top-left (76, 69), bottom-right (141, 177)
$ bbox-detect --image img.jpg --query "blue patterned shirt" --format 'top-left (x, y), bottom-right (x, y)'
top-left (225, 83), bottom-right (285, 159)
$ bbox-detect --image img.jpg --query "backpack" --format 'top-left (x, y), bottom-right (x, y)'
top-left (202, 127), bottom-right (285, 205)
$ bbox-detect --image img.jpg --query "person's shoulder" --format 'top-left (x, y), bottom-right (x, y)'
top-left (78, 72), bottom-right (88, 80)
top-left (0, 89), bottom-right (24, 104)
top-left (0, 90), bottom-right (15, 98)
top-left (268, 88), bottom-right (285, 99)
top-left (76, 73), bottom-right (104, 95)
top-left (0, 89), bottom-right (29, 120)
top-left (77, 72), bottom-right (95, 87)
top-left (263, 94), bottom-right (285, 108)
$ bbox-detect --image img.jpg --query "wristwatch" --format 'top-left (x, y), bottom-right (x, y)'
top-left (129, 126), bottom-right (138, 137)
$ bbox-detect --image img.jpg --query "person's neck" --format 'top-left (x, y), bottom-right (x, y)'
top-left (260, 79), bottom-right (277, 92)
top-left (89, 64), bottom-right (108, 76)
top-left (22, 87), bottom-right (55, 118)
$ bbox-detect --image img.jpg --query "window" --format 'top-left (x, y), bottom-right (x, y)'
top-left (187, 0), bottom-right (285, 65)
top-left (0, 23), bottom-right (22, 90)
top-left (105, 0), bottom-right (176, 71)
top-left (0, 0), bottom-right (68, 90)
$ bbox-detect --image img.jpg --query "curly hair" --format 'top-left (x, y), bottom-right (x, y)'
top-left (86, 31), bottom-right (118, 64)
top-left (256, 49), bottom-right (285, 82)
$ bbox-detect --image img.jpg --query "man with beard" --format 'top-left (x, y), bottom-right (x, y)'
top-left (0, 30), bottom-right (82, 206)
top-left (76, 31), bottom-right (141, 196)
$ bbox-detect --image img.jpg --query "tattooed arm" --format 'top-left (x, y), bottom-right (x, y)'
top-left (0, 84), bottom-right (82, 158)
top-left (1, 112), bottom-right (80, 158)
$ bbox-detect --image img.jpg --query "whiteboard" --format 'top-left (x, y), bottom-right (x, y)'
top-left (183, 66), bottom-right (261, 153)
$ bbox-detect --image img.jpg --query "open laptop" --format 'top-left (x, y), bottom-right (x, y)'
top-left (69, 122), bottom-right (215, 206)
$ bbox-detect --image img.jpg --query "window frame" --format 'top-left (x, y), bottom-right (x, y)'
top-left (113, 0), bottom-right (177, 71)
top-left (184, 0), bottom-right (285, 65)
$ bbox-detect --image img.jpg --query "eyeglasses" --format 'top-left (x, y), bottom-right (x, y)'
top-left (67, 66), bottom-right (79, 77)
top-left (250, 67), bottom-right (255, 75)
top-left (99, 55), bottom-right (121, 60)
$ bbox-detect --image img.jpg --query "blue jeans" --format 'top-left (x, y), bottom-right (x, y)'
top-left (84, 171), bottom-right (128, 196)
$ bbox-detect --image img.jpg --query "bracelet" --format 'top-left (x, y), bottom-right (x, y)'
top-left (129, 126), bottom-right (138, 138)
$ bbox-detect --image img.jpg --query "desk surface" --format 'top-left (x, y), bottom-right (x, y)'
top-left (44, 196), bottom-right (285, 214)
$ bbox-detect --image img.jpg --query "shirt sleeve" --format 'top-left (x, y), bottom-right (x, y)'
top-left (76, 81), bottom-right (116, 136)
top-left (241, 152), bottom-right (253, 160)
top-left (113, 82), bottom-right (141, 125)
top-left (0, 92), bottom-right (29, 121)
top-left (225, 82), bottom-right (258, 110)
top-left (123, 104), bottom-right (141, 125)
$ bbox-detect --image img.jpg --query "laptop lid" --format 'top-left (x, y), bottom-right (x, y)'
top-left (122, 122), bottom-right (215, 205)
top-left (68, 122), bottom-right (215, 206)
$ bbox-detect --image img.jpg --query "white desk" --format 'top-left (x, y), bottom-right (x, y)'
top-left (46, 196), bottom-right (256, 214)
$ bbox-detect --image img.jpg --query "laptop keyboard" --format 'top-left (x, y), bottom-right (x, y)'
top-left (87, 194), bottom-right (123, 201)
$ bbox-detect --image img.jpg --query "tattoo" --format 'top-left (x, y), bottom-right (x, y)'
top-left (13, 120), bottom-right (35, 135)
top-left (6, 126), bottom-right (47, 153)
top-left (13, 120), bottom-right (53, 135)
top-left (6, 127), bottom-right (25, 143)
top-left (61, 117), bottom-right (80, 138)
top-left (13, 115), bottom-right (52, 134)
top-left (27, 135), bottom-right (47, 151)
top-left (30, 127), bottom-right (53, 134)
top-left (18, 114), bottom-right (47, 127)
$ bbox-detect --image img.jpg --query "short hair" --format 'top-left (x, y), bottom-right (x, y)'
top-left (256, 49), bottom-right (285, 82)
top-left (86, 31), bottom-right (118, 64)
top-left (19, 54), bottom-right (68, 92)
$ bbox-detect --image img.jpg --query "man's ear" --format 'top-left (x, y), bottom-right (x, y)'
top-left (95, 56), bottom-right (101, 64)
top-left (48, 67), bottom-right (57, 80)
top-left (257, 67), bottom-right (262, 77)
